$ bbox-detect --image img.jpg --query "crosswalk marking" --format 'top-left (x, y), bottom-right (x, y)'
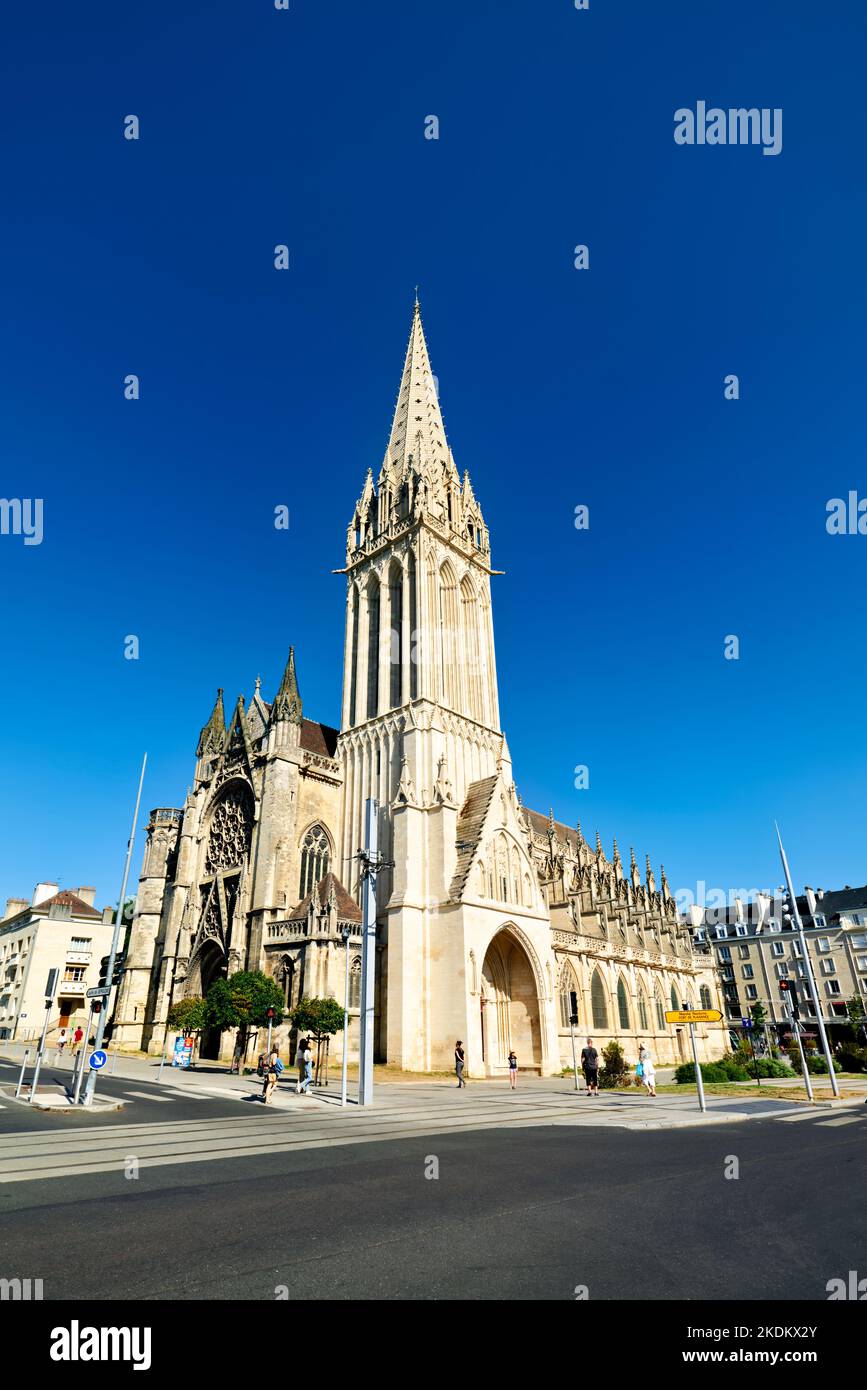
top-left (815, 1115), bottom-right (863, 1128)
top-left (124, 1091), bottom-right (173, 1103)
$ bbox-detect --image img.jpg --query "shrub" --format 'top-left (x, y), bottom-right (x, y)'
top-left (599, 1040), bottom-right (629, 1089)
top-left (834, 1047), bottom-right (866, 1073)
top-left (674, 1060), bottom-right (750, 1084)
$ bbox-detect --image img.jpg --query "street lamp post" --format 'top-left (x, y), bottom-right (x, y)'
top-left (775, 824), bottom-right (840, 1098)
top-left (84, 754), bottom-right (147, 1106)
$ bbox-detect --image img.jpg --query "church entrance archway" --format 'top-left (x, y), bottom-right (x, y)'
top-left (480, 928), bottom-right (543, 1075)
top-left (193, 942), bottom-right (226, 1061)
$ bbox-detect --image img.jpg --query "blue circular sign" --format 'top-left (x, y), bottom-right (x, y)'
top-left (88, 1050), bottom-right (108, 1070)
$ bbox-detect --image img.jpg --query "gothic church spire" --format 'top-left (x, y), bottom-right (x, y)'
top-left (271, 647), bottom-right (303, 725)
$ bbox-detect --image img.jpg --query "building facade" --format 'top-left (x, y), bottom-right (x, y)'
top-left (0, 884), bottom-right (114, 1042)
top-left (690, 885), bottom-right (867, 1041)
top-left (115, 301), bottom-right (724, 1073)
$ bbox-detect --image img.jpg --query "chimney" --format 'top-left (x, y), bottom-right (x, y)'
top-left (3, 897), bottom-right (29, 921)
top-left (77, 886), bottom-right (96, 907)
top-left (101, 906), bottom-right (113, 925)
top-left (32, 882), bottom-right (59, 907)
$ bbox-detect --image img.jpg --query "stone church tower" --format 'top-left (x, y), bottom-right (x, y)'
top-left (114, 299), bottom-right (724, 1073)
top-left (336, 298), bottom-right (557, 1073)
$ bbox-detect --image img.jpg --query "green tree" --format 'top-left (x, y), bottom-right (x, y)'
top-left (749, 1002), bottom-right (769, 1032)
top-left (291, 996), bottom-right (346, 1038)
top-left (847, 996), bottom-right (867, 1042)
top-left (291, 997), bottom-right (347, 1083)
top-left (166, 996), bottom-right (206, 1036)
top-left (204, 971), bottom-right (285, 1056)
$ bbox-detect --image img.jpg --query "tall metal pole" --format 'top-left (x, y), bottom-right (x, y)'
top-left (358, 798), bottom-right (378, 1107)
top-left (689, 1021), bottom-right (706, 1114)
top-left (73, 1002), bottom-right (95, 1105)
top-left (83, 754), bottom-right (147, 1106)
top-left (341, 925), bottom-right (351, 1107)
top-left (792, 1019), bottom-right (814, 1102)
top-left (775, 823), bottom-right (839, 1097)
top-left (27, 981), bottom-right (58, 1104)
top-left (569, 1017), bottom-right (579, 1091)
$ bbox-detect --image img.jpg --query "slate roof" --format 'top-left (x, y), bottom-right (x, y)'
top-left (449, 775), bottom-right (499, 901)
top-left (289, 872), bottom-right (361, 923)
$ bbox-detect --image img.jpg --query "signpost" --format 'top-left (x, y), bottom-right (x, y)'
top-left (665, 1008), bottom-right (723, 1114)
top-left (88, 1050), bottom-right (108, 1071)
top-left (86, 986), bottom-right (111, 1000)
top-left (171, 1036), bottom-right (193, 1069)
top-left (28, 968), bottom-right (60, 1104)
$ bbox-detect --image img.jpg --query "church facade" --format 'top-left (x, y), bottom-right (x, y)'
top-left (113, 302), bottom-right (724, 1074)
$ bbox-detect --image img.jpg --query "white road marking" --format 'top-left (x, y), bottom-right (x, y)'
top-left (815, 1115), bottom-right (863, 1127)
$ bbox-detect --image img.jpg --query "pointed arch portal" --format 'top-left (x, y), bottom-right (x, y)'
top-left (480, 928), bottom-right (543, 1074)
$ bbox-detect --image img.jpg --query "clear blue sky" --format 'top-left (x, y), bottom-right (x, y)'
top-left (1, 0), bottom-right (865, 913)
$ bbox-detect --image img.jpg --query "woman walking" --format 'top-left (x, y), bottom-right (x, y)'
top-left (262, 1047), bottom-right (283, 1104)
top-left (299, 1040), bottom-right (315, 1096)
top-left (455, 1040), bottom-right (467, 1088)
top-left (640, 1043), bottom-right (657, 1097)
top-left (508, 1050), bottom-right (518, 1089)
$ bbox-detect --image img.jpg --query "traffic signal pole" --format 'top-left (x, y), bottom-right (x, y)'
top-left (775, 823), bottom-right (839, 1098)
top-left (83, 754), bottom-right (147, 1107)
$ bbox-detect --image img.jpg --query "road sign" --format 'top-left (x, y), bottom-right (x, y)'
top-left (741, 1017), bottom-right (754, 1029)
top-left (45, 967), bottom-right (59, 1001)
top-left (86, 986), bottom-right (111, 999)
top-left (665, 1009), bottom-right (723, 1024)
top-left (88, 1050), bottom-right (108, 1070)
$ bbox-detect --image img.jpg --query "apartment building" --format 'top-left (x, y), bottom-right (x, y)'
top-left (688, 885), bottom-right (867, 1041)
top-left (0, 883), bottom-right (114, 1041)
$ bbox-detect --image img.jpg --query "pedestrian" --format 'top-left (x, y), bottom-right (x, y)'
top-left (299, 1040), bottom-right (314, 1096)
top-left (262, 1047), bottom-right (283, 1104)
top-left (72, 1025), bottom-right (84, 1054)
top-left (641, 1045), bottom-right (657, 1097)
top-left (455, 1040), bottom-right (467, 1088)
top-left (56, 1027), bottom-right (68, 1056)
top-left (508, 1050), bottom-right (518, 1089)
top-left (580, 1037), bottom-right (599, 1096)
top-left (296, 1037), bottom-right (308, 1094)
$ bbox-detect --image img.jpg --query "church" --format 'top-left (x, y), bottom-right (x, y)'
top-left (113, 301), bottom-right (724, 1075)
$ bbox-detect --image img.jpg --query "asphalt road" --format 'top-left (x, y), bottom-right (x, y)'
top-left (0, 1109), bottom-right (862, 1300)
top-left (0, 1054), bottom-right (256, 1127)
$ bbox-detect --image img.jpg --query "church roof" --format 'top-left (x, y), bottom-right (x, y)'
top-left (524, 807), bottom-right (584, 849)
top-left (299, 719), bottom-right (339, 759)
top-left (289, 872), bottom-right (362, 923)
top-left (450, 775), bottom-right (499, 900)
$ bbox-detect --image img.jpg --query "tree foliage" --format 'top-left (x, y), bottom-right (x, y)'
top-left (204, 971), bottom-right (284, 1034)
top-left (167, 996), bottom-right (207, 1035)
top-left (290, 996), bottom-right (346, 1038)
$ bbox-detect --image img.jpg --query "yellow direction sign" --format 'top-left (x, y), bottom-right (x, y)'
top-left (665, 1009), bottom-right (723, 1024)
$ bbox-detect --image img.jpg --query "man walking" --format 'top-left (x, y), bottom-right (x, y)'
top-left (455, 1040), bottom-right (467, 1088)
top-left (580, 1037), bottom-right (599, 1096)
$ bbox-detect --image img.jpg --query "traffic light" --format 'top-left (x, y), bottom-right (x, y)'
top-left (98, 955), bottom-right (110, 989)
top-left (569, 991), bottom-right (579, 1026)
top-left (779, 977), bottom-right (800, 1019)
top-left (111, 953), bottom-right (126, 987)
